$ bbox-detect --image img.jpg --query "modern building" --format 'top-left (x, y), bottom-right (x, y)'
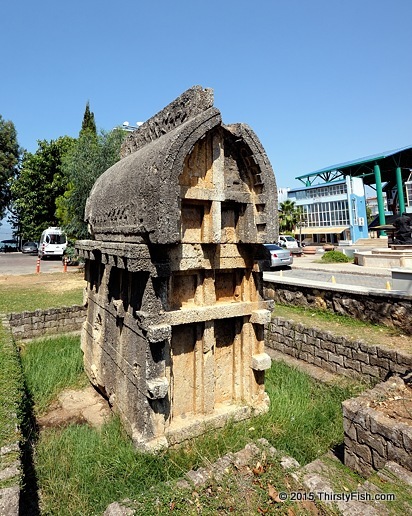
top-left (287, 176), bottom-right (368, 245)
top-left (287, 145), bottom-right (412, 243)
top-left (296, 146), bottom-right (412, 234)
top-left (404, 172), bottom-right (412, 210)
top-left (277, 187), bottom-right (290, 204)
top-left (366, 194), bottom-right (388, 217)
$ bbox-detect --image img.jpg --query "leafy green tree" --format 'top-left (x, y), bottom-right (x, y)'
top-left (80, 101), bottom-right (97, 137)
top-left (10, 137), bottom-right (75, 242)
top-left (57, 127), bottom-right (126, 239)
top-left (0, 115), bottom-right (20, 221)
top-left (279, 199), bottom-right (301, 233)
top-left (366, 204), bottom-right (373, 225)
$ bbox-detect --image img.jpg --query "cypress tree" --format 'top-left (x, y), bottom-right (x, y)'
top-left (80, 101), bottom-right (97, 137)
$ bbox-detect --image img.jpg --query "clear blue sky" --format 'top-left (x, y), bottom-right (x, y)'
top-left (1, 0), bottom-right (411, 238)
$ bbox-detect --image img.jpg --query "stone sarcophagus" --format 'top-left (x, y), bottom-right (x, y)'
top-left (76, 86), bottom-right (278, 451)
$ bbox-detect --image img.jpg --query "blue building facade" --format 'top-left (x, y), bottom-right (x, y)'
top-left (287, 176), bottom-right (368, 244)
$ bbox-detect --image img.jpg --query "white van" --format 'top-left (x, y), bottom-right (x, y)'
top-left (278, 235), bottom-right (299, 249)
top-left (38, 227), bottom-right (67, 258)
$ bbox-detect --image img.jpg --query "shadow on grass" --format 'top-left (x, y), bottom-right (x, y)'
top-left (18, 372), bottom-right (40, 515)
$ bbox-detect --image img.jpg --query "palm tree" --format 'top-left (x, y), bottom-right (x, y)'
top-left (279, 199), bottom-right (300, 233)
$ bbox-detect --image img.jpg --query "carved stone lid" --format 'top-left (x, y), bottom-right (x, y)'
top-left (84, 86), bottom-right (277, 245)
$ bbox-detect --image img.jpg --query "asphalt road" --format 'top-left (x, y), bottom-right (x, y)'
top-left (0, 252), bottom-right (76, 275)
top-left (1, 250), bottom-right (392, 291)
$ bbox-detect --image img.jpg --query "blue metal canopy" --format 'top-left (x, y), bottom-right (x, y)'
top-left (296, 145), bottom-right (412, 186)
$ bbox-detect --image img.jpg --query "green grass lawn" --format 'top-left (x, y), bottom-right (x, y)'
top-left (20, 335), bottom-right (89, 415)
top-left (0, 272), bottom-right (84, 313)
top-left (20, 334), bottom-right (360, 515)
top-left (0, 324), bottom-right (24, 449)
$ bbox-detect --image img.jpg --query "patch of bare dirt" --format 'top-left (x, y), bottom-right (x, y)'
top-left (370, 382), bottom-right (412, 425)
top-left (0, 271), bottom-right (85, 292)
top-left (37, 385), bottom-right (111, 429)
top-left (43, 274), bottom-right (85, 293)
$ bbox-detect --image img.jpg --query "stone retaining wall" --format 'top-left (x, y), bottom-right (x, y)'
top-left (0, 306), bottom-right (86, 512)
top-left (0, 316), bottom-right (21, 515)
top-left (266, 316), bottom-right (412, 384)
top-left (3, 300), bottom-right (411, 489)
top-left (342, 376), bottom-right (412, 477)
top-left (6, 305), bottom-right (86, 341)
top-left (264, 280), bottom-right (412, 335)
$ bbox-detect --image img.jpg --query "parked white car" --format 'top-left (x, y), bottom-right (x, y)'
top-left (38, 227), bottom-right (67, 258)
top-left (278, 235), bottom-right (299, 249)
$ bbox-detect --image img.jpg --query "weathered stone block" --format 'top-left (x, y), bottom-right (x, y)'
top-left (376, 346), bottom-right (396, 360)
top-left (250, 309), bottom-right (271, 325)
top-left (288, 347), bottom-right (299, 358)
top-left (313, 357), bottom-right (323, 368)
top-left (369, 354), bottom-right (389, 369)
top-left (371, 449), bottom-right (387, 470)
top-left (342, 400), bottom-right (371, 429)
top-left (296, 351), bottom-right (308, 362)
top-left (370, 412), bottom-right (404, 444)
top-left (344, 377), bottom-right (412, 479)
top-left (11, 325), bottom-right (24, 335)
top-left (314, 347), bottom-right (328, 360)
top-left (321, 338), bottom-right (335, 352)
top-left (335, 364), bottom-right (354, 377)
top-left (146, 378), bottom-right (169, 400)
top-left (305, 354), bottom-right (315, 365)
top-left (360, 363), bottom-right (381, 378)
top-left (344, 448), bottom-right (359, 470)
top-left (359, 342), bottom-right (376, 354)
top-left (301, 343), bottom-right (315, 355)
top-left (251, 353), bottom-right (271, 371)
top-left (387, 442), bottom-right (412, 470)
top-left (269, 322), bottom-right (277, 332)
top-left (343, 418), bottom-right (357, 440)
top-left (326, 362), bottom-right (337, 373)
top-left (402, 427), bottom-right (412, 451)
top-left (397, 351), bottom-right (412, 368)
top-left (147, 324), bottom-right (172, 343)
top-left (343, 357), bottom-right (361, 372)
top-left (305, 335), bottom-right (317, 346)
top-left (386, 363), bottom-right (405, 375)
top-left (352, 441), bottom-right (372, 464)
top-left (368, 434), bottom-right (386, 456)
top-left (352, 350), bottom-right (369, 364)
top-left (328, 352), bottom-right (344, 366)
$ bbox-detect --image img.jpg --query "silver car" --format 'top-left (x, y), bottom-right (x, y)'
top-left (21, 241), bottom-right (38, 254)
top-left (264, 244), bottom-right (293, 268)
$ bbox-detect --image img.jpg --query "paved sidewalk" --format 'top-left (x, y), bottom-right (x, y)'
top-left (264, 248), bottom-right (394, 290)
top-left (291, 251), bottom-right (390, 277)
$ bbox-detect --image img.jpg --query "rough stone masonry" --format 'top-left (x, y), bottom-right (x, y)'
top-left (76, 86), bottom-right (278, 451)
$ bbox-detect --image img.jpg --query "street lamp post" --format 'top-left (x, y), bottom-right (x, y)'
top-left (296, 209), bottom-right (307, 248)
